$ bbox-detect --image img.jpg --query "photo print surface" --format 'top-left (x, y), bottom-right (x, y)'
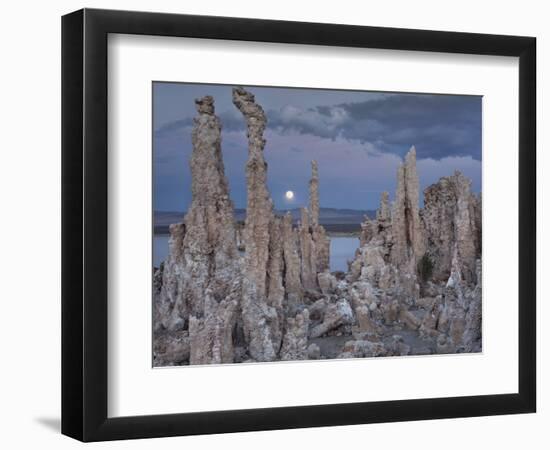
top-left (152, 82), bottom-right (482, 367)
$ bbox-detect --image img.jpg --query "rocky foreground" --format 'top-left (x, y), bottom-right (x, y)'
top-left (153, 87), bottom-right (482, 366)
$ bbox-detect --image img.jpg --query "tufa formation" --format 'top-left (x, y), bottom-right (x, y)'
top-left (153, 89), bottom-right (482, 365)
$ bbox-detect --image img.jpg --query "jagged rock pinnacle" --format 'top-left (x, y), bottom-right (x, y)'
top-left (232, 87), bottom-right (279, 361)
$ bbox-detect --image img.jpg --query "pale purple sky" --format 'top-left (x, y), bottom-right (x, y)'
top-left (153, 82), bottom-right (481, 212)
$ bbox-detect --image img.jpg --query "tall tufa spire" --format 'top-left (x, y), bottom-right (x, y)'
top-left (309, 160), bottom-right (320, 227)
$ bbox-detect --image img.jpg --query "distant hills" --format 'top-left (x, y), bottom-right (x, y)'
top-left (154, 208), bottom-right (375, 234)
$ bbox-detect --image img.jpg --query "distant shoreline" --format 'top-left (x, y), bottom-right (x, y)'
top-left (326, 231), bottom-right (361, 238)
top-left (154, 227), bottom-right (361, 238)
top-left (154, 223), bottom-right (362, 236)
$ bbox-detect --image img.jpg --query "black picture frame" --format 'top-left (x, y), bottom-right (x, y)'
top-left (61, 8), bottom-right (536, 442)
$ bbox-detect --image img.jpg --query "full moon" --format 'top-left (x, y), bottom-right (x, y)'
top-left (285, 190), bottom-right (294, 200)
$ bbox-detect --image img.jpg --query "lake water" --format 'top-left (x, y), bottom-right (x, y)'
top-left (153, 235), bottom-right (170, 268)
top-left (153, 235), bottom-right (359, 273)
top-left (329, 237), bottom-right (359, 272)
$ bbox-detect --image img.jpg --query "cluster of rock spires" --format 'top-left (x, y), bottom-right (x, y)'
top-left (348, 148), bottom-right (482, 357)
top-left (153, 88), bottom-right (482, 366)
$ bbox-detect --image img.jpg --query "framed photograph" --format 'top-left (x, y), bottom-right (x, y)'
top-left (62, 8), bottom-right (536, 442)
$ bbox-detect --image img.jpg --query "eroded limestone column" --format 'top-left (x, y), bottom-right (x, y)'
top-left (309, 160), bottom-right (320, 227)
top-left (232, 87), bottom-right (278, 361)
top-left (391, 146), bottom-right (425, 272)
top-left (155, 95), bottom-right (241, 364)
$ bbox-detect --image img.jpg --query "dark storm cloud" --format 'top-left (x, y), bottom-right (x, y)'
top-left (336, 94), bottom-right (481, 160)
top-left (155, 92), bottom-right (481, 161)
top-left (262, 94), bottom-right (481, 160)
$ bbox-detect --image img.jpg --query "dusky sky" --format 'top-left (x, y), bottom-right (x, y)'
top-left (153, 82), bottom-right (481, 212)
